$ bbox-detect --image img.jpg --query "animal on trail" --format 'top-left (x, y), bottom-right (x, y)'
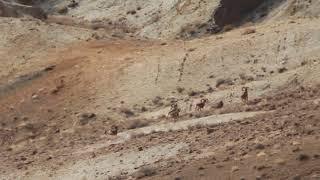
top-left (241, 87), bottom-right (249, 103)
top-left (195, 98), bottom-right (209, 111)
top-left (168, 102), bottom-right (181, 120)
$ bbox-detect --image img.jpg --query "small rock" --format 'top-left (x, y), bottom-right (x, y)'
top-left (31, 150), bottom-right (38, 155)
top-left (257, 151), bottom-right (267, 157)
top-left (216, 164), bottom-right (223, 168)
top-left (297, 154), bottom-right (310, 161)
top-left (292, 141), bottom-right (301, 146)
top-left (292, 146), bottom-right (301, 152)
top-left (231, 166), bottom-right (239, 172)
top-left (207, 86), bottom-right (214, 93)
top-left (31, 94), bottom-right (39, 100)
top-left (20, 156), bottom-right (27, 161)
top-left (255, 143), bottom-right (265, 150)
top-left (274, 158), bottom-right (286, 165)
top-left (222, 157), bottom-right (230, 162)
top-left (242, 28), bottom-right (256, 35)
top-left (44, 65), bottom-right (56, 71)
top-left (68, 0), bottom-right (79, 8)
top-left (206, 128), bottom-right (214, 134)
top-left (256, 165), bottom-right (267, 171)
top-left (50, 87), bottom-right (60, 94)
top-left (78, 113), bottom-right (96, 125)
top-left (216, 101), bottom-right (224, 109)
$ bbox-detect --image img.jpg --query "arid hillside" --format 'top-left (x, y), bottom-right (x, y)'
top-left (0, 0), bottom-right (319, 180)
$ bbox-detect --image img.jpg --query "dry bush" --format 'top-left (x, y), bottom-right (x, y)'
top-left (188, 90), bottom-right (199, 97)
top-left (140, 106), bottom-right (148, 112)
top-left (278, 67), bottom-right (288, 73)
top-left (239, 73), bottom-right (254, 82)
top-left (126, 119), bottom-right (149, 129)
top-left (120, 108), bottom-right (135, 118)
top-left (176, 86), bottom-right (185, 93)
top-left (216, 78), bottom-right (234, 88)
top-left (242, 28), bottom-right (256, 35)
top-left (126, 10), bottom-right (137, 15)
top-left (152, 96), bottom-right (163, 106)
top-left (207, 86), bottom-right (214, 93)
top-left (0, 130), bottom-right (14, 146)
top-left (90, 22), bottom-right (106, 30)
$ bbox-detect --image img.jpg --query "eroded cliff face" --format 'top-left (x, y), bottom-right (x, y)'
top-left (1, 0), bottom-right (320, 39)
top-left (213, 0), bottom-right (265, 26)
top-left (41, 0), bottom-right (265, 39)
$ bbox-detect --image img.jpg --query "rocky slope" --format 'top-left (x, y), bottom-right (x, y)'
top-left (0, 0), bottom-right (319, 180)
top-left (43, 0), bottom-right (320, 39)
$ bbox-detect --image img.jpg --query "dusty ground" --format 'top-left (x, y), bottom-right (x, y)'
top-left (0, 0), bottom-right (320, 179)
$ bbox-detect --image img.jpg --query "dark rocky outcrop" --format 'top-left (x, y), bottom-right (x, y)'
top-left (214, 0), bottom-right (265, 26)
top-left (0, 0), bottom-right (47, 19)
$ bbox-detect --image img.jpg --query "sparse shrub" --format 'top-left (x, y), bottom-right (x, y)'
top-left (239, 73), bottom-right (254, 82)
top-left (141, 106), bottom-right (148, 112)
top-left (120, 108), bottom-right (135, 117)
top-left (188, 90), bottom-right (199, 97)
top-left (242, 28), bottom-right (256, 35)
top-left (216, 78), bottom-right (234, 88)
top-left (78, 113), bottom-right (96, 125)
top-left (159, 114), bottom-right (166, 119)
top-left (278, 67), bottom-right (288, 73)
top-left (127, 10), bottom-right (137, 15)
top-left (207, 86), bottom-right (214, 93)
top-left (176, 86), bottom-right (185, 93)
top-left (126, 119), bottom-right (149, 129)
top-left (301, 60), bottom-right (308, 66)
top-left (208, 74), bottom-right (215, 79)
top-left (91, 32), bottom-right (102, 40)
top-left (152, 96), bottom-right (163, 105)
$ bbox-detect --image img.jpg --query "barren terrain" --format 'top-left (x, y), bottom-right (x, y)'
top-left (0, 0), bottom-right (319, 179)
